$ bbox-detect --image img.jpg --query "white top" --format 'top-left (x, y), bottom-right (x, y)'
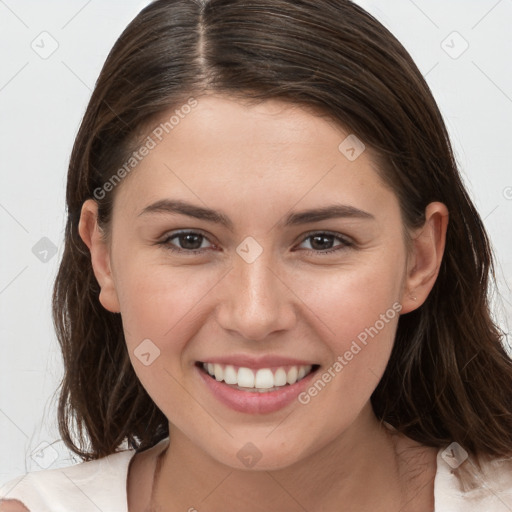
top-left (2, 438), bottom-right (512, 511)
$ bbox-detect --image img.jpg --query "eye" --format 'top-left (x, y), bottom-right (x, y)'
top-left (159, 230), bottom-right (215, 255)
top-left (296, 231), bottom-right (353, 255)
top-left (158, 230), bottom-right (353, 256)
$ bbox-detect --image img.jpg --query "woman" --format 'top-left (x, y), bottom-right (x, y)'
top-left (2, 0), bottom-right (512, 510)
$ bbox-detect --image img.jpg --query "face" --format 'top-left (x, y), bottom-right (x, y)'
top-left (84, 95), bottom-right (423, 470)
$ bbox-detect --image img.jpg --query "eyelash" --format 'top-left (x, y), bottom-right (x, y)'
top-left (158, 230), bottom-right (354, 256)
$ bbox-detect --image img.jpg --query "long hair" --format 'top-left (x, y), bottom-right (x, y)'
top-left (52, 0), bottom-right (512, 464)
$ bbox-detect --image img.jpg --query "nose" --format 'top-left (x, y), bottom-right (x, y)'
top-left (215, 250), bottom-right (297, 341)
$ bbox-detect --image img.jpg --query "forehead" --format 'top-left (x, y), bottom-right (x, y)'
top-left (114, 94), bottom-right (395, 219)
top-left (158, 95), bottom-right (355, 162)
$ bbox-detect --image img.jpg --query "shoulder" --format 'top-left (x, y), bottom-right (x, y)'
top-left (0, 500), bottom-right (30, 512)
top-left (435, 447), bottom-right (512, 510)
top-left (0, 447), bottom-right (136, 512)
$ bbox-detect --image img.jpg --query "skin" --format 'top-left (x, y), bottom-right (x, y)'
top-left (76, 95), bottom-right (448, 512)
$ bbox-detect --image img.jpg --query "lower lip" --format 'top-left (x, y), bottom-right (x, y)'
top-left (196, 364), bottom-right (319, 414)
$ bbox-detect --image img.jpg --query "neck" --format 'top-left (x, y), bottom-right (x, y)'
top-left (149, 404), bottom-right (435, 511)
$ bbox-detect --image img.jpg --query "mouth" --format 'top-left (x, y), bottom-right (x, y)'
top-left (195, 361), bottom-right (321, 393)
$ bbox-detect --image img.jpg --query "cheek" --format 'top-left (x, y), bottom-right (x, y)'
top-left (294, 256), bottom-right (403, 344)
top-left (288, 255), bottom-right (404, 405)
top-left (113, 259), bottom-right (219, 356)
top-left (114, 261), bottom-right (220, 418)
top-left (116, 244), bottom-right (404, 363)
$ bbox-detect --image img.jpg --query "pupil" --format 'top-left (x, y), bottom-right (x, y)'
top-left (311, 235), bottom-right (333, 250)
top-left (181, 234), bottom-right (202, 250)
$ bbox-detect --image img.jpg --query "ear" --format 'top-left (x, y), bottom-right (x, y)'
top-left (400, 202), bottom-right (449, 314)
top-left (78, 199), bottom-right (120, 313)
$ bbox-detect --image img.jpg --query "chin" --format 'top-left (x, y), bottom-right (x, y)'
top-left (201, 434), bottom-right (312, 472)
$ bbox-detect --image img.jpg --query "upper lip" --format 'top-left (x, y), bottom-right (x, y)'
top-left (197, 354), bottom-right (319, 369)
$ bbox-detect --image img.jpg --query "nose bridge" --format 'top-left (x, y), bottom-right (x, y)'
top-left (217, 243), bottom-right (296, 340)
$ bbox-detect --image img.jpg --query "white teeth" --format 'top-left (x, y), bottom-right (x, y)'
top-left (223, 365), bottom-right (238, 385)
top-left (213, 363), bottom-right (224, 382)
top-left (286, 366), bottom-right (298, 385)
top-left (202, 362), bottom-right (315, 391)
top-left (274, 368), bottom-right (287, 386)
top-left (254, 368), bottom-right (274, 389)
top-left (237, 367), bottom-right (255, 388)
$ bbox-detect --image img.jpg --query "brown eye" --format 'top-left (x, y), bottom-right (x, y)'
top-left (297, 232), bottom-right (353, 255)
top-left (160, 230), bottom-right (214, 254)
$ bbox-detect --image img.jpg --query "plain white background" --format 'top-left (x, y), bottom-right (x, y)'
top-left (0, 0), bottom-right (511, 487)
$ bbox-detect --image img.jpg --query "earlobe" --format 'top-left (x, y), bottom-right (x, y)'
top-left (401, 202), bottom-right (449, 314)
top-left (78, 199), bottom-right (121, 313)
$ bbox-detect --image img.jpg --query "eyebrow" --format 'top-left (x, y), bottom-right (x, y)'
top-left (138, 199), bottom-right (375, 230)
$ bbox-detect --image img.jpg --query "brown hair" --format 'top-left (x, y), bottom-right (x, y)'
top-left (53, 0), bottom-right (512, 467)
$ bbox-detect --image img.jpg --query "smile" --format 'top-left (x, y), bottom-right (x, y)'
top-left (199, 362), bottom-right (318, 392)
top-left (195, 360), bottom-right (321, 414)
